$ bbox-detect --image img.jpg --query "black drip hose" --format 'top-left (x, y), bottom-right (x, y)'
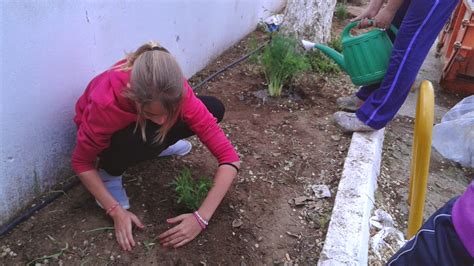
top-left (193, 41), bottom-right (268, 91)
top-left (0, 178), bottom-right (80, 237)
top-left (0, 39), bottom-right (269, 238)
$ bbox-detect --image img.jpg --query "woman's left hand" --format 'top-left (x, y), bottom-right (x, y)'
top-left (158, 213), bottom-right (203, 248)
top-left (372, 7), bottom-right (397, 30)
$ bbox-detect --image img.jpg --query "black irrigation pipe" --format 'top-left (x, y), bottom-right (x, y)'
top-left (0, 39), bottom-right (270, 238)
top-left (0, 177), bottom-right (81, 237)
top-left (193, 40), bottom-right (269, 92)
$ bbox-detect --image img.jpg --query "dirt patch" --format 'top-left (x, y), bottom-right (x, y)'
top-left (0, 29), bottom-right (356, 265)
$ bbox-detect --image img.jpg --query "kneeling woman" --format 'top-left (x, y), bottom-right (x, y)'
top-left (72, 42), bottom-right (240, 251)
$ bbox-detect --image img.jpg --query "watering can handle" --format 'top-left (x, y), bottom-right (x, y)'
top-left (342, 20), bottom-right (398, 40)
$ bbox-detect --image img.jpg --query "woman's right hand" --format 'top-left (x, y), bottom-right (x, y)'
top-left (351, 0), bottom-right (384, 28)
top-left (109, 207), bottom-right (144, 251)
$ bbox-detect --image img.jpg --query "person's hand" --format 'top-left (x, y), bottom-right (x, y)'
top-left (109, 207), bottom-right (144, 251)
top-left (158, 213), bottom-right (203, 248)
top-left (372, 7), bottom-right (397, 29)
top-left (351, 5), bottom-right (381, 28)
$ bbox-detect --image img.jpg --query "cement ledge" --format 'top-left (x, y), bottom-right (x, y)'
top-left (318, 129), bottom-right (385, 266)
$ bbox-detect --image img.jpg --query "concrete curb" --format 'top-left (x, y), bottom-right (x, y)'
top-left (318, 129), bottom-right (385, 265)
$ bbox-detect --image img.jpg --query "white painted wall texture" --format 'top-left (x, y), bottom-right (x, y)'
top-left (0, 0), bottom-right (285, 227)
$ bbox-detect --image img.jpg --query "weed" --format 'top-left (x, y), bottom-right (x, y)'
top-left (262, 34), bottom-right (310, 97)
top-left (335, 3), bottom-right (348, 21)
top-left (170, 168), bottom-right (213, 211)
top-left (27, 243), bottom-right (69, 265)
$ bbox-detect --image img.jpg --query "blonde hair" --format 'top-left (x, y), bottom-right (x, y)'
top-left (121, 41), bottom-right (184, 143)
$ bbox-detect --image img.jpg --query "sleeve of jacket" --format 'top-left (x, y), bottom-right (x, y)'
top-left (71, 102), bottom-right (130, 174)
top-left (181, 82), bottom-right (239, 164)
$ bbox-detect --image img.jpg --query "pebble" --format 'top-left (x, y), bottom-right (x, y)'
top-left (232, 219), bottom-right (243, 228)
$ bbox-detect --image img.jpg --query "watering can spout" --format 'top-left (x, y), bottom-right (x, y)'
top-left (313, 44), bottom-right (346, 71)
top-left (301, 40), bottom-right (316, 51)
top-left (301, 40), bottom-right (346, 71)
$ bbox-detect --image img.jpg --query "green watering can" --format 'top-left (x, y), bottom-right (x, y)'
top-left (302, 21), bottom-right (398, 86)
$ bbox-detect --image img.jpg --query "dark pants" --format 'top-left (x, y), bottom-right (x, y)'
top-left (356, 0), bottom-right (458, 129)
top-left (98, 96), bottom-right (225, 176)
top-left (387, 197), bottom-right (474, 266)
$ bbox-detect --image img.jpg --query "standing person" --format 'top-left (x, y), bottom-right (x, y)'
top-left (333, 0), bottom-right (459, 132)
top-left (387, 180), bottom-right (474, 265)
top-left (72, 42), bottom-right (240, 251)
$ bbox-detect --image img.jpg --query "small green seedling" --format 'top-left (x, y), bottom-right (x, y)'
top-left (170, 168), bottom-right (213, 211)
top-left (262, 34), bottom-right (310, 96)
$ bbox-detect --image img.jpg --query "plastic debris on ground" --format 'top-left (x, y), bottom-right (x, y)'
top-left (263, 14), bottom-right (283, 32)
top-left (311, 185), bottom-right (331, 198)
top-left (432, 95), bottom-right (474, 168)
top-left (369, 209), bottom-right (406, 260)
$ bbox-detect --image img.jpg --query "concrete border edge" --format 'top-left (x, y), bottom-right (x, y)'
top-left (318, 129), bottom-right (385, 265)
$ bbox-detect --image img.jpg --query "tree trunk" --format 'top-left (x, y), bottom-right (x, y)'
top-left (281, 0), bottom-right (337, 44)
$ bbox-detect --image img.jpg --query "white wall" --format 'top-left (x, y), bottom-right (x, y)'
top-left (0, 0), bottom-right (285, 227)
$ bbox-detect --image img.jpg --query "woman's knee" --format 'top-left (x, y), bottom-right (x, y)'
top-left (198, 96), bottom-right (225, 122)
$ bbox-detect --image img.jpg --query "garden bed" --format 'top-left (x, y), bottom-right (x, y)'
top-left (0, 29), bottom-right (356, 265)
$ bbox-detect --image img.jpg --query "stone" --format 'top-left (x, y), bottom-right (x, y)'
top-left (232, 219), bottom-right (243, 228)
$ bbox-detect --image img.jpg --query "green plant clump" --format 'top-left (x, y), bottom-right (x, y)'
top-left (248, 33), bottom-right (261, 64)
top-left (335, 3), bottom-right (348, 21)
top-left (170, 168), bottom-right (213, 211)
top-left (262, 34), bottom-right (310, 97)
top-left (307, 50), bottom-right (341, 74)
top-left (328, 36), bottom-right (343, 53)
top-left (307, 36), bottom-right (343, 74)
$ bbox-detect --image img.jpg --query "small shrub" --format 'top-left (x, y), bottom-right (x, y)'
top-left (328, 36), bottom-right (343, 53)
top-left (248, 33), bottom-right (261, 64)
top-left (170, 168), bottom-right (213, 211)
top-left (335, 3), bottom-right (349, 21)
top-left (306, 36), bottom-right (343, 74)
top-left (307, 50), bottom-right (341, 74)
top-left (262, 34), bottom-right (310, 97)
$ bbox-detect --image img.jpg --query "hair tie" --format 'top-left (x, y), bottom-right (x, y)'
top-left (150, 46), bottom-right (169, 53)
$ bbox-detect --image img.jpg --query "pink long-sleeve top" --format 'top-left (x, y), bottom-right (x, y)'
top-left (72, 64), bottom-right (239, 174)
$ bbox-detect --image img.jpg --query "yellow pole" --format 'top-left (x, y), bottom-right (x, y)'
top-left (407, 80), bottom-right (435, 238)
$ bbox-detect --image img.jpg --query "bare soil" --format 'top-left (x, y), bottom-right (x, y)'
top-left (0, 29), bottom-right (355, 265)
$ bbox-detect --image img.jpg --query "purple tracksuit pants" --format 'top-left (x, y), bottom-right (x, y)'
top-left (356, 0), bottom-right (459, 129)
